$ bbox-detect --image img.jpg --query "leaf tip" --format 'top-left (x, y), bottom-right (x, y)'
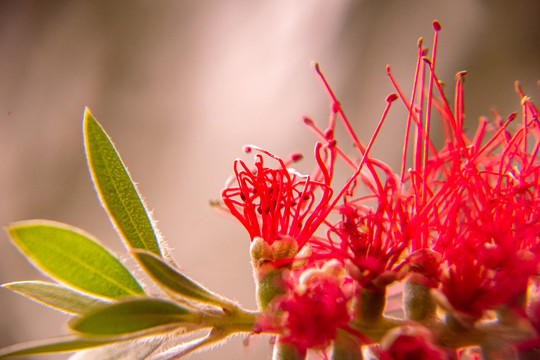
top-left (4, 222), bottom-right (23, 246)
top-left (83, 106), bottom-right (93, 120)
top-left (82, 107), bottom-right (99, 137)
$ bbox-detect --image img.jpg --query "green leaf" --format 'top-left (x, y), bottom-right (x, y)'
top-left (0, 331), bottom-right (171, 359)
top-left (2, 281), bottom-right (108, 315)
top-left (68, 335), bottom-right (167, 360)
top-left (83, 108), bottom-right (162, 257)
top-left (6, 220), bottom-right (145, 299)
top-left (70, 298), bottom-right (197, 336)
top-left (151, 329), bottom-right (228, 360)
top-left (0, 336), bottom-right (116, 358)
top-left (132, 250), bottom-right (234, 309)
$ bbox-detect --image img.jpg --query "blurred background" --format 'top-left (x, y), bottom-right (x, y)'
top-left (0, 1), bottom-right (539, 359)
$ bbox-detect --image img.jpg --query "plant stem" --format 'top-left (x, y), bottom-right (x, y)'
top-left (199, 307), bottom-right (258, 334)
top-left (404, 280), bottom-right (436, 321)
top-left (272, 339), bottom-right (307, 360)
top-left (331, 329), bottom-right (363, 360)
top-left (255, 268), bottom-right (287, 310)
top-left (356, 287), bottom-right (386, 324)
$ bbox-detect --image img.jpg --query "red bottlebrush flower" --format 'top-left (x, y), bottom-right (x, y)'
top-left (430, 90), bottom-right (540, 318)
top-left (306, 22), bottom-right (540, 328)
top-left (436, 171), bottom-right (540, 319)
top-left (306, 64), bottom-right (410, 289)
top-left (324, 191), bottom-right (410, 290)
top-left (221, 144), bottom-right (334, 249)
top-left (385, 22), bottom-right (540, 316)
top-left (256, 262), bottom-right (355, 351)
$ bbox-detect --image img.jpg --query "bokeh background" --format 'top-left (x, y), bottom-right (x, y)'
top-left (0, 1), bottom-right (539, 359)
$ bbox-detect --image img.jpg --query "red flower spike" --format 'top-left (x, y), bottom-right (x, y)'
top-left (377, 24), bottom-right (540, 314)
top-left (428, 82), bottom-right (540, 317)
top-left (304, 23), bottom-right (540, 352)
top-left (242, 22), bottom-right (540, 344)
top-left (221, 145), bottom-right (334, 249)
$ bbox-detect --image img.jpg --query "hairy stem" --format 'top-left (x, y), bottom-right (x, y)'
top-left (404, 280), bottom-right (437, 321)
top-left (331, 329), bottom-right (363, 360)
top-left (272, 339), bottom-right (307, 360)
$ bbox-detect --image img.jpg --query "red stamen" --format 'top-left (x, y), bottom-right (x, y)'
top-left (400, 38), bottom-right (426, 183)
top-left (324, 95), bottom-right (397, 219)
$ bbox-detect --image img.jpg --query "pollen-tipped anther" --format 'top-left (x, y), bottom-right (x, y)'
top-left (290, 153), bottom-right (303, 162)
top-left (386, 94), bottom-right (398, 103)
top-left (324, 128), bottom-right (334, 139)
top-left (313, 62), bottom-right (321, 75)
top-left (303, 116), bottom-right (314, 126)
top-left (456, 71), bottom-right (467, 79)
top-left (515, 80), bottom-right (524, 96)
top-left (422, 57), bottom-right (432, 65)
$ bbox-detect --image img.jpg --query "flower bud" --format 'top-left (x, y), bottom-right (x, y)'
top-left (270, 235), bottom-right (298, 262)
top-left (250, 236), bottom-right (273, 267)
top-left (250, 236), bottom-right (299, 310)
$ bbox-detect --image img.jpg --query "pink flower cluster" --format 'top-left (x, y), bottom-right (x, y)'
top-left (221, 21), bottom-right (540, 357)
top-left (255, 263), bottom-right (354, 351)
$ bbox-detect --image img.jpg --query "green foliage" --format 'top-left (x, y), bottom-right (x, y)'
top-left (132, 249), bottom-right (235, 309)
top-left (0, 336), bottom-right (118, 359)
top-left (69, 298), bottom-right (195, 336)
top-left (2, 281), bottom-right (107, 315)
top-left (6, 220), bottom-right (144, 299)
top-left (66, 336), bottom-right (168, 360)
top-left (83, 108), bottom-right (162, 257)
top-left (0, 109), bottom-right (259, 359)
top-left (0, 332), bottom-right (171, 359)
